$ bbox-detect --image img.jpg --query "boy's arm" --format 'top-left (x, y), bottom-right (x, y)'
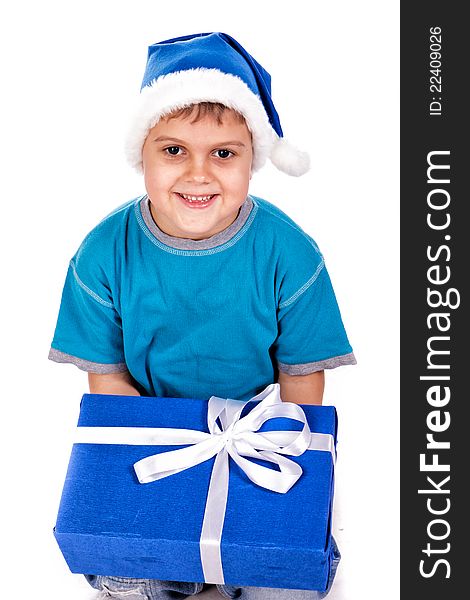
top-left (89, 371), bottom-right (324, 402)
top-left (278, 370), bottom-right (325, 405)
top-left (88, 371), bottom-right (141, 396)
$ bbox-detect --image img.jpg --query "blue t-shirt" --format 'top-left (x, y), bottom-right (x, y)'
top-left (49, 195), bottom-right (355, 400)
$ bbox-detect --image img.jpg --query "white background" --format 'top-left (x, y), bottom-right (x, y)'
top-left (0, 1), bottom-right (399, 598)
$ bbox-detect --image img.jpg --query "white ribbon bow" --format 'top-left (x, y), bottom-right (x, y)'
top-left (75, 383), bottom-right (335, 584)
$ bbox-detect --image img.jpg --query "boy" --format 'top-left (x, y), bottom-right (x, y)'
top-left (49, 32), bottom-right (355, 600)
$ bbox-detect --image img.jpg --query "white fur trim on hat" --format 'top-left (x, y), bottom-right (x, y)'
top-left (125, 68), bottom-right (276, 174)
top-left (270, 138), bottom-right (310, 177)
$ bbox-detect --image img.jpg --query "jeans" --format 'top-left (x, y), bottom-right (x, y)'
top-left (84, 538), bottom-right (340, 599)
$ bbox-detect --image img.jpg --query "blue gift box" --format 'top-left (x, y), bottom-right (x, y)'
top-left (54, 390), bottom-right (338, 591)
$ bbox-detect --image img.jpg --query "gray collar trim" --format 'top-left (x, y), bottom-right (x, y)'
top-left (139, 195), bottom-right (254, 251)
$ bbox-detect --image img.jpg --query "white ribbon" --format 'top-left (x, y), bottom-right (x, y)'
top-left (75, 383), bottom-right (335, 584)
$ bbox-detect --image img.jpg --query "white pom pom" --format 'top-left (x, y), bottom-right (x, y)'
top-left (269, 137), bottom-right (310, 176)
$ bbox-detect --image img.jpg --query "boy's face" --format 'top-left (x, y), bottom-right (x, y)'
top-left (142, 109), bottom-right (253, 240)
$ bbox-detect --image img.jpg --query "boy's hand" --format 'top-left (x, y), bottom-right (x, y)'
top-left (88, 371), bottom-right (141, 396)
top-left (278, 370), bottom-right (324, 405)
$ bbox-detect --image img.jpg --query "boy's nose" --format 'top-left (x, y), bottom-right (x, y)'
top-left (184, 157), bottom-right (212, 183)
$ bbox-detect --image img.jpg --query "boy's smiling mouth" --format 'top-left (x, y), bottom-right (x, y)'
top-left (175, 192), bottom-right (218, 208)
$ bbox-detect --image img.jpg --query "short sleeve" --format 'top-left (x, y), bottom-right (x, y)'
top-left (273, 264), bottom-right (356, 375)
top-left (48, 259), bottom-right (127, 373)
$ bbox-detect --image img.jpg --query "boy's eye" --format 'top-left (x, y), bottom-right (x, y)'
top-left (214, 149), bottom-right (233, 159)
top-left (165, 146), bottom-right (182, 156)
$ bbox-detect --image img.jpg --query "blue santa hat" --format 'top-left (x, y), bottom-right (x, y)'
top-left (125, 32), bottom-right (310, 176)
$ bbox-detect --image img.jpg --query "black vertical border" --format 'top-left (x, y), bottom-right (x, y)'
top-left (401, 3), bottom-right (467, 598)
